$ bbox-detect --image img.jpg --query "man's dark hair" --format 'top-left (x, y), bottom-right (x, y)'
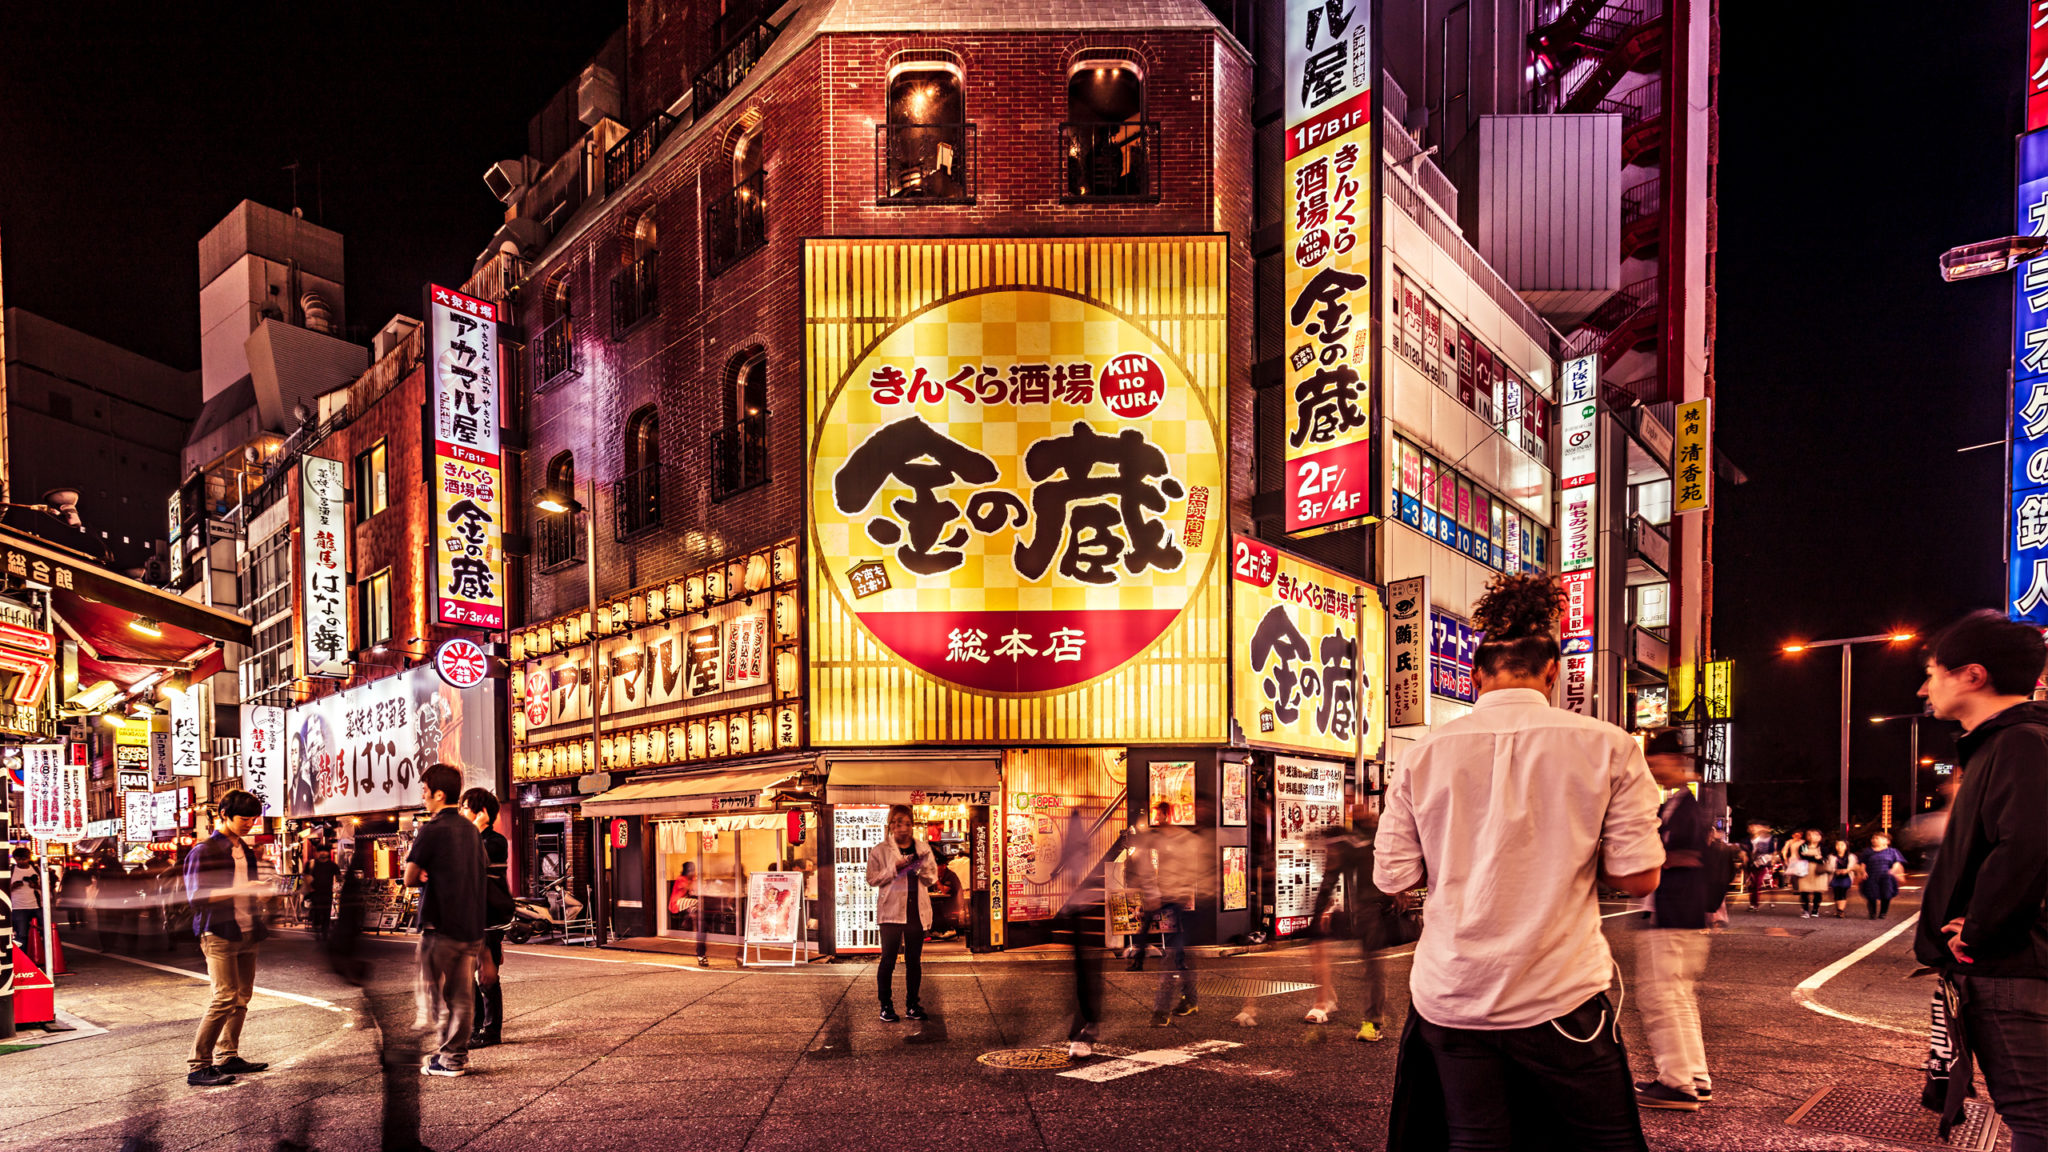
top-left (420, 763), bottom-right (464, 806)
top-left (216, 789), bottom-right (262, 820)
top-left (460, 787), bottom-right (500, 824)
top-left (1927, 610), bottom-right (2047, 696)
top-left (11, 846), bottom-right (31, 863)
top-left (1470, 573), bottom-right (1565, 678)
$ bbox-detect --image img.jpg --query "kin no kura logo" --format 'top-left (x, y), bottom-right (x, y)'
top-left (810, 287), bottom-right (1223, 696)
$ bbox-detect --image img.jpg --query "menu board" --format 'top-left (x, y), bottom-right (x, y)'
top-left (1273, 755), bottom-right (1345, 936)
top-left (832, 806), bottom-right (887, 952)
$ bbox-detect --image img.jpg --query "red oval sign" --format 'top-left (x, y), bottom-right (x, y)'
top-left (435, 637), bottom-right (489, 690)
top-left (1099, 353), bottom-right (1166, 419)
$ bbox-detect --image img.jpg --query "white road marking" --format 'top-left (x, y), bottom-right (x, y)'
top-left (66, 943), bottom-right (345, 1013)
top-left (1061, 1039), bottom-right (1290, 1082)
top-left (1790, 918), bottom-right (1920, 1037)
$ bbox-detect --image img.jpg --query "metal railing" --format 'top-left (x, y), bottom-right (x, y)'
top-left (612, 463), bottom-right (661, 539)
top-left (606, 112), bottom-right (680, 194)
top-left (1060, 121), bottom-right (1159, 202)
top-left (707, 172), bottom-right (767, 274)
top-left (1382, 159), bottom-right (1558, 353)
top-left (1622, 175), bottom-right (1661, 224)
top-left (536, 510), bottom-right (580, 569)
top-left (611, 254), bottom-right (658, 337)
top-left (693, 13), bottom-right (783, 121)
top-left (712, 414), bottom-right (768, 499)
top-left (1599, 77), bottom-right (1663, 130)
top-left (538, 314), bottom-right (577, 386)
top-left (1383, 110), bottom-right (1458, 221)
top-left (875, 123), bottom-right (977, 203)
top-left (466, 249), bottom-right (531, 303)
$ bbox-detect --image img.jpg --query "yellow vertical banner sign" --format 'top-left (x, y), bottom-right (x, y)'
top-left (805, 236), bottom-right (1229, 745)
top-left (1674, 398), bottom-right (1712, 514)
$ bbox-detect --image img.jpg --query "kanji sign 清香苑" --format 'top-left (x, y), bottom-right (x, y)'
top-left (1673, 398), bottom-right (1711, 513)
top-left (426, 284), bottom-right (505, 630)
top-left (300, 455), bottom-right (350, 678)
top-left (806, 236), bottom-right (1227, 745)
top-left (1231, 537), bottom-right (1385, 759)
top-left (1283, 0), bottom-right (1376, 535)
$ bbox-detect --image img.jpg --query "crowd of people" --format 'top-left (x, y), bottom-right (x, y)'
top-left (1738, 823), bottom-right (1907, 918)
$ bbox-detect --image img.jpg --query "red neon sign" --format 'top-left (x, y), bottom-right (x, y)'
top-left (0, 621), bottom-right (56, 706)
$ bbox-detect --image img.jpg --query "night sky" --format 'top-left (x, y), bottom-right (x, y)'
top-left (0, 4), bottom-right (2018, 829)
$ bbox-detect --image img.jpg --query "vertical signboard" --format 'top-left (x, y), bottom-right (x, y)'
top-left (2015, 128), bottom-right (2048, 623)
top-left (1557, 355), bottom-right (1599, 715)
top-left (2032, 6), bottom-right (2048, 133)
top-left (148, 719), bottom-right (171, 785)
top-left (242, 703), bottom-right (286, 816)
top-left (299, 455), bottom-right (350, 677)
top-left (1230, 537), bottom-right (1386, 759)
top-left (1283, 0), bottom-right (1376, 535)
top-left (806, 236), bottom-right (1228, 746)
top-left (170, 686), bottom-right (203, 777)
top-left (1673, 398), bottom-right (1712, 514)
top-left (425, 283), bottom-right (506, 629)
top-left (25, 742), bottom-right (83, 840)
top-left (1386, 575), bottom-right (1428, 728)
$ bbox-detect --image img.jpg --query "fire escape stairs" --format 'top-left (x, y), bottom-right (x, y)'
top-left (1561, 14), bottom-right (1667, 113)
top-left (1528, 0), bottom-right (1618, 69)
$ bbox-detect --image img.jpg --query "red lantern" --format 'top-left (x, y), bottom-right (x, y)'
top-left (611, 819), bottom-right (630, 848)
top-left (786, 809), bottom-right (805, 845)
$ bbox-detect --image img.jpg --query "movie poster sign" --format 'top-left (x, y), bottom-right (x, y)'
top-left (1231, 537), bottom-right (1386, 759)
top-left (282, 661), bottom-right (501, 818)
top-left (425, 283), bottom-right (505, 630)
top-left (806, 236), bottom-right (1228, 746)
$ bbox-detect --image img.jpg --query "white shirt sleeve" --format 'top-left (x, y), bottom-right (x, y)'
top-left (1373, 756), bottom-right (1426, 894)
top-left (1599, 736), bottom-right (1666, 878)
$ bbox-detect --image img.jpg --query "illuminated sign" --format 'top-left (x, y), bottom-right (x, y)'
top-left (806, 236), bottom-right (1228, 746)
top-left (1703, 659), bottom-right (1733, 720)
top-left (1558, 355), bottom-right (1599, 716)
top-left (242, 704), bottom-right (286, 816)
top-left (2032, 6), bottom-right (2048, 132)
top-left (2014, 130), bottom-right (2048, 624)
top-left (1430, 609), bottom-right (1481, 705)
top-left (0, 618), bottom-right (54, 736)
top-left (1673, 398), bottom-right (1711, 513)
top-left (170, 684), bottom-right (203, 777)
top-left (1283, 0), bottom-right (1375, 535)
top-left (1386, 576), bottom-right (1428, 727)
top-left (426, 283), bottom-right (506, 630)
top-left (299, 455), bottom-right (350, 678)
top-left (282, 661), bottom-right (502, 818)
top-left (25, 742), bottom-right (84, 840)
top-left (1231, 537), bottom-right (1385, 759)
top-left (435, 637), bottom-right (489, 690)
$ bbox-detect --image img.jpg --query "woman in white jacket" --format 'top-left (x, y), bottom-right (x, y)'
top-left (866, 805), bottom-right (939, 1022)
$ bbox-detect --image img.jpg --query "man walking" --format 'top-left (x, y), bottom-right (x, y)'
top-left (1131, 798), bottom-right (1207, 1026)
top-left (1376, 573), bottom-right (1663, 1150)
top-left (1914, 611), bottom-right (2048, 1152)
top-left (1311, 804), bottom-right (1397, 1042)
top-left (183, 789), bottom-right (271, 1088)
top-left (404, 763), bottom-right (488, 1077)
top-left (306, 847), bottom-right (338, 941)
top-left (1633, 730), bottom-right (1721, 1111)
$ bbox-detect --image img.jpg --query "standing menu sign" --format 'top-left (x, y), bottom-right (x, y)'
top-left (299, 455), bottom-right (350, 678)
top-left (24, 742), bottom-right (83, 840)
top-left (1273, 755), bottom-right (1344, 937)
top-left (832, 806), bottom-right (887, 953)
top-left (1283, 0), bottom-right (1377, 535)
top-left (425, 284), bottom-right (506, 629)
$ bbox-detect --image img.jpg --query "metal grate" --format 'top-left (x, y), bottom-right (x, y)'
top-left (1120, 976), bottom-right (1319, 1000)
top-left (978, 1047), bottom-right (1074, 1070)
top-left (1785, 1087), bottom-right (2002, 1151)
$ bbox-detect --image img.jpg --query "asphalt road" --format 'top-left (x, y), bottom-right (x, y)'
top-left (0, 889), bottom-right (1966, 1152)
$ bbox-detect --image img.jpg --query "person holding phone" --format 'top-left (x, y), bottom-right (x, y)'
top-left (866, 805), bottom-right (939, 1022)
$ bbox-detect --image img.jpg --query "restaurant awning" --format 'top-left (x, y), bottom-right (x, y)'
top-left (0, 526), bottom-right (252, 648)
top-left (580, 763), bottom-right (808, 818)
top-left (824, 756), bottom-right (1001, 805)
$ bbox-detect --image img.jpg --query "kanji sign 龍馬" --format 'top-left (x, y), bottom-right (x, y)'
top-left (806, 236), bottom-right (1228, 745)
top-left (426, 283), bottom-right (505, 630)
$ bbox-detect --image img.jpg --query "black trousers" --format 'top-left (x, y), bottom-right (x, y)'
top-left (878, 900), bottom-right (924, 1007)
top-left (1414, 994), bottom-right (1648, 1152)
top-left (1053, 910), bottom-right (1101, 1040)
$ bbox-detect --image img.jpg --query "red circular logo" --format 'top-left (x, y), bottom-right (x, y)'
top-left (434, 637), bottom-right (489, 690)
top-left (1099, 353), bottom-right (1166, 419)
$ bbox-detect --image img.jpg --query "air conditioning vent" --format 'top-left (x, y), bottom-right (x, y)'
top-left (484, 158), bottom-right (532, 204)
top-left (579, 64), bottom-right (621, 127)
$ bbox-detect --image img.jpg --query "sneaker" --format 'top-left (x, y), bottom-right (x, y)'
top-left (1695, 1085), bottom-right (1713, 1103)
top-left (879, 1005), bottom-right (901, 1023)
top-left (1067, 1040), bottom-right (1094, 1058)
top-left (215, 1057), bottom-right (269, 1075)
top-left (1304, 1006), bottom-right (1330, 1024)
top-left (1173, 1001), bottom-right (1199, 1017)
top-left (187, 1066), bottom-right (237, 1088)
top-left (420, 1055), bottom-right (469, 1078)
top-left (1150, 1011), bottom-right (1172, 1027)
top-left (1635, 1081), bottom-right (1700, 1111)
top-left (1356, 1021), bottom-right (1384, 1043)
top-left (905, 1004), bottom-right (928, 1021)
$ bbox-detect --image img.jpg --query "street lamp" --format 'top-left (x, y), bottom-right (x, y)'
top-left (533, 478), bottom-right (604, 941)
top-left (1782, 631), bottom-right (1916, 832)
top-left (1870, 711), bottom-right (1949, 829)
top-left (1938, 234), bottom-right (2048, 282)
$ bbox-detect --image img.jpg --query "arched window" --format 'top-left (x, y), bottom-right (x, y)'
top-left (632, 216), bottom-right (658, 262)
top-left (613, 214), bottom-right (659, 335)
top-left (1064, 58), bottom-right (1153, 200)
top-left (625, 407), bottom-right (660, 473)
top-left (539, 275), bottom-right (577, 383)
top-left (728, 348), bottom-right (767, 425)
top-left (539, 452), bottom-right (578, 566)
top-left (618, 408), bottom-right (661, 536)
top-left (711, 127), bottom-right (768, 272)
top-left (714, 349), bottom-right (769, 498)
top-left (733, 126), bottom-right (764, 187)
top-left (882, 56), bottom-right (967, 201)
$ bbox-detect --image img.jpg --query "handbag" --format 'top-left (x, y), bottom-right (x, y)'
top-left (1787, 856), bottom-right (1811, 879)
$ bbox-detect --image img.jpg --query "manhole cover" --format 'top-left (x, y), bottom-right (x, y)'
top-left (1786, 1087), bottom-right (2001, 1151)
top-left (978, 1047), bottom-right (1073, 1071)
top-left (1163, 977), bottom-right (1319, 1000)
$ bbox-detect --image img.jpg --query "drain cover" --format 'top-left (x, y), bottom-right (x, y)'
top-left (1167, 977), bottom-right (1320, 1000)
top-left (1786, 1087), bottom-right (2002, 1151)
top-left (978, 1047), bottom-right (1073, 1070)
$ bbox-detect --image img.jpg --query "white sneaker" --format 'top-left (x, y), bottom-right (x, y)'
top-left (1067, 1040), bottom-right (1093, 1058)
top-left (1304, 1007), bottom-right (1331, 1024)
top-left (1232, 1008), bottom-right (1259, 1027)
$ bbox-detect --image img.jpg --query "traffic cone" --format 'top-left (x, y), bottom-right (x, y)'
top-left (45, 923), bottom-right (66, 976)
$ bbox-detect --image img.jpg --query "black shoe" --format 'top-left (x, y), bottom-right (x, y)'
top-left (1126, 960), bottom-right (1145, 971)
top-left (187, 1066), bottom-right (237, 1087)
top-left (905, 1004), bottom-right (928, 1020)
top-left (216, 1057), bottom-right (268, 1075)
top-left (879, 1005), bottom-right (901, 1023)
top-left (1635, 1081), bottom-right (1701, 1111)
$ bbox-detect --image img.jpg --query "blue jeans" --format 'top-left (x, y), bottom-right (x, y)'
top-left (12, 908), bottom-right (41, 956)
top-left (1151, 901), bottom-right (1196, 1013)
top-left (1964, 976), bottom-right (2048, 1148)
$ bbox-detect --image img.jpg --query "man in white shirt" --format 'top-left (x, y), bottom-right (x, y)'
top-left (1376, 574), bottom-right (1663, 1150)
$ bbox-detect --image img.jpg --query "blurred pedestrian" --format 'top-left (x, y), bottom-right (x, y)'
top-left (404, 764), bottom-right (488, 1077)
top-left (1130, 798), bottom-right (1206, 1026)
top-left (460, 787), bottom-right (513, 1048)
top-left (1633, 731), bottom-right (1719, 1111)
top-left (9, 847), bottom-right (43, 966)
top-left (182, 789), bottom-right (271, 1088)
top-left (1053, 810), bottom-right (1104, 1057)
top-left (1912, 611), bottom-right (2048, 1152)
top-left (1825, 838), bottom-right (1857, 919)
top-left (1377, 573), bottom-right (1662, 1151)
top-left (306, 848), bottom-right (338, 941)
top-left (1309, 803), bottom-right (1396, 1042)
top-left (1741, 824), bottom-right (1779, 911)
top-left (1860, 833), bottom-right (1906, 919)
top-left (866, 804), bottom-right (938, 1023)
top-left (1791, 829), bottom-right (1829, 918)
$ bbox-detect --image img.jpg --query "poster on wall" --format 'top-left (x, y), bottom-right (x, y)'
top-left (24, 742), bottom-right (84, 840)
top-left (1386, 576), bottom-right (1428, 728)
top-left (1221, 762), bottom-right (1247, 827)
top-left (1230, 537), bottom-right (1387, 759)
top-left (805, 235), bottom-right (1229, 747)
top-left (1221, 845), bottom-right (1248, 911)
top-left (1004, 748), bottom-right (1126, 924)
top-left (1273, 756), bottom-right (1344, 936)
top-left (281, 661), bottom-right (502, 818)
top-left (1282, 0), bottom-right (1376, 535)
top-left (299, 455), bottom-right (350, 678)
top-left (425, 283), bottom-right (506, 630)
top-left (241, 704), bottom-right (286, 816)
top-left (745, 871), bottom-right (804, 945)
top-left (832, 805), bottom-right (888, 952)
top-left (1149, 761), bottom-right (1195, 826)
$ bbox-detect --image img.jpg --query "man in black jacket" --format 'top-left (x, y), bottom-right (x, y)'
top-left (182, 789), bottom-right (271, 1087)
top-left (1915, 611), bottom-right (2048, 1152)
